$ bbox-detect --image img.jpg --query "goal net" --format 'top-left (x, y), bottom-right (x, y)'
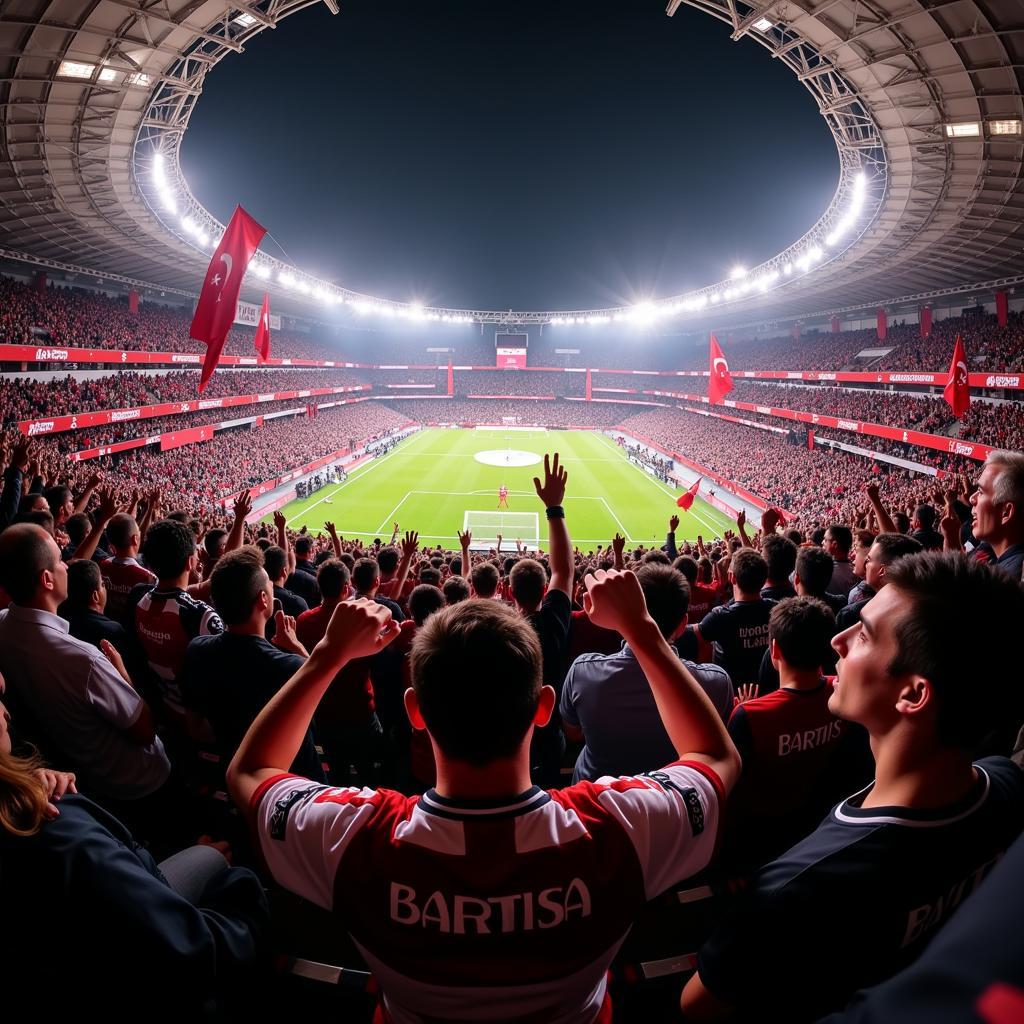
top-left (463, 510), bottom-right (540, 551)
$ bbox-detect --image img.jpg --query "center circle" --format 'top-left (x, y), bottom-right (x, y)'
top-left (474, 449), bottom-right (543, 468)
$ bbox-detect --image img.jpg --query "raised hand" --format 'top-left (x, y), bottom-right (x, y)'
top-left (533, 452), bottom-right (567, 508)
top-left (274, 510), bottom-right (287, 531)
top-left (401, 530), bottom-right (419, 558)
top-left (97, 486), bottom-right (118, 522)
top-left (669, 515), bottom-right (680, 533)
top-left (612, 533), bottom-right (626, 557)
top-left (232, 489), bottom-right (252, 520)
top-left (736, 683), bottom-right (760, 705)
top-left (323, 597), bottom-right (401, 662)
top-left (458, 529), bottom-right (472, 548)
top-left (736, 509), bottom-right (746, 530)
top-left (272, 610), bottom-right (306, 655)
top-left (581, 569), bottom-right (653, 641)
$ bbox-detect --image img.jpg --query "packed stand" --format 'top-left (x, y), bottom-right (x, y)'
top-left (2, 427), bottom-right (1023, 1021)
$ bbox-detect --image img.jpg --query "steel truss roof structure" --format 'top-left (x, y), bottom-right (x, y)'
top-left (0, 0), bottom-right (1020, 328)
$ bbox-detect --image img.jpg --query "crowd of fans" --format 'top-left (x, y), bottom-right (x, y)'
top-left (5, 275), bottom-right (1024, 376)
top-left (1, 426), bottom-right (1022, 1020)
top-left (454, 369), bottom-right (588, 398)
top-left (615, 406), bottom-right (975, 527)
top-left (0, 368), bottom-right (367, 425)
top-left (726, 381), bottom-right (1024, 449)
top-left (376, 396), bottom-right (646, 427)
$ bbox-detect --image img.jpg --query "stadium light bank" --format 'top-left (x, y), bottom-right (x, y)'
top-left (146, 151), bottom-right (875, 328)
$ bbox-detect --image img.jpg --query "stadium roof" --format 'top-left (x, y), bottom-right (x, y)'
top-left (0, 0), bottom-right (1021, 327)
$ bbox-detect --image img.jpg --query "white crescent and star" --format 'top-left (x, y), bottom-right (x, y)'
top-left (213, 253), bottom-right (233, 303)
top-left (713, 356), bottom-right (730, 377)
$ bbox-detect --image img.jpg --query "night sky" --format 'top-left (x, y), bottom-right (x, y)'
top-left (181, 0), bottom-right (838, 311)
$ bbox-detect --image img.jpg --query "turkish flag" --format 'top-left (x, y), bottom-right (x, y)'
top-left (253, 292), bottom-right (271, 364)
top-left (709, 334), bottom-right (734, 404)
top-left (943, 334), bottom-right (970, 418)
top-left (190, 205), bottom-right (266, 392)
top-left (677, 476), bottom-right (702, 510)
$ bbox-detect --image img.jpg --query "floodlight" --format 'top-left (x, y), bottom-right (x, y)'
top-left (730, 265), bottom-right (746, 279)
top-left (990, 120), bottom-right (1022, 136)
top-left (57, 60), bottom-right (96, 79)
top-left (753, 17), bottom-right (774, 31)
top-left (252, 263), bottom-right (270, 280)
top-left (297, 281), bottom-right (311, 294)
top-left (233, 13), bottom-right (257, 27)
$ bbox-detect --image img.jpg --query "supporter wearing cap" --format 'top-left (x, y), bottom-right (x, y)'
top-left (683, 553), bottom-right (1024, 1022)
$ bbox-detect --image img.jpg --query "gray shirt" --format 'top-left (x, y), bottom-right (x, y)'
top-left (0, 605), bottom-right (170, 799)
top-left (560, 641), bottom-right (734, 783)
top-left (828, 559), bottom-right (859, 600)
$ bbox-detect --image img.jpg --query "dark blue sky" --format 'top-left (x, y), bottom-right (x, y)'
top-left (182, 0), bottom-right (838, 310)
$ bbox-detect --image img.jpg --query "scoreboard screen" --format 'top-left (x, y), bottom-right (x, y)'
top-left (496, 332), bottom-right (528, 369)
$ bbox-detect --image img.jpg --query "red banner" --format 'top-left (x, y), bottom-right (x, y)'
top-left (920, 306), bottom-right (932, 338)
top-left (996, 290), bottom-right (1009, 328)
top-left (644, 389), bottom-right (994, 462)
top-left (18, 384), bottom-right (370, 437)
top-left (877, 308), bottom-right (887, 341)
top-left (160, 424), bottom-right (215, 451)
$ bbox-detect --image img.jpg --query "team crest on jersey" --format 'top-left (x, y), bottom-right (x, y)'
top-left (270, 785), bottom-right (322, 840)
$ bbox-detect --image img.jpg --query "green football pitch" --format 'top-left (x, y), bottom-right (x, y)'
top-left (267, 428), bottom-right (736, 549)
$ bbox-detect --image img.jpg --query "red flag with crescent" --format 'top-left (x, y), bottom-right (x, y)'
top-left (709, 333), bottom-right (734, 405)
top-left (190, 205), bottom-right (266, 392)
top-left (677, 476), bottom-right (702, 510)
top-left (253, 292), bottom-right (271, 364)
top-left (943, 334), bottom-right (970, 418)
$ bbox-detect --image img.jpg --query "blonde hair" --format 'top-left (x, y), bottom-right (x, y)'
top-left (0, 748), bottom-right (50, 837)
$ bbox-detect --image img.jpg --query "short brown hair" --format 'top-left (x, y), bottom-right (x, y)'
top-left (509, 558), bottom-right (546, 607)
top-left (211, 546), bottom-right (267, 625)
top-left (470, 561), bottom-right (499, 598)
top-left (730, 548), bottom-right (769, 594)
top-left (442, 575), bottom-right (471, 605)
top-left (316, 558), bottom-right (350, 600)
top-left (0, 524), bottom-right (58, 604)
top-left (635, 564), bottom-right (690, 639)
top-left (886, 552), bottom-right (1024, 749)
top-left (410, 599), bottom-right (542, 766)
top-left (769, 597), bottom-right (835, 671)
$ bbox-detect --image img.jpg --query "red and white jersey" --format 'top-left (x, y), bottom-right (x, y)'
top-left (101, 557), bottom-right (155, 622)
top-left (253, 762), bottom-right (722, 1023)
top-left (499, 486), bottom-right (509, 499)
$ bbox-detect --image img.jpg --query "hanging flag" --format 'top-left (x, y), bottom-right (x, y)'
top-left (807, 428), bottom-right (815, 450)
top-left (943, 334), bottom-right (970, 418)
top-left (677, 476), bottom-right (702, 510)
top-left (708, 334), bottom-right (734, 405)
top-left (190, 205), bottom-right (266, 392)
top-left (253, 292), bottom-right (271, 364)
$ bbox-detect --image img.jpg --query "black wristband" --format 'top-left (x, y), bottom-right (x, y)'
top-left (545, 505), bottom-right (565, 520)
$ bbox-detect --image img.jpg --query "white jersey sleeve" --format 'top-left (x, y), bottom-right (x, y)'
top-left (586, 760), bottom-right (723, 899)
top-left (252, 774), bottom-right (393, 910)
